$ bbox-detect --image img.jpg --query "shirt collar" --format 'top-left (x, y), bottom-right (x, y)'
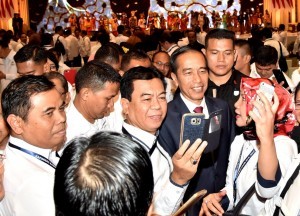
top-left (8, 136), bottom-right (53, 159)
top-left (122, 122), bottom-right (157, 150)
top-left (180, 93), bottom-right (209, 118)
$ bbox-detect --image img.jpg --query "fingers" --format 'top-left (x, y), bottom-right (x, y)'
top-left (175, 138), bottom-right (202, 160)
top-left (201, 193), bottom-right (225, 216)
top-left (193, 141), bottom-right (208, 162)
top-left (271, 92), bottom-right (279, 114)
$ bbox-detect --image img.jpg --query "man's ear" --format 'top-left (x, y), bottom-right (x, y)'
top-left (79, 88), bottom-right (90, 101)
top-left (171, 72), bottom-right (178, 85)
top-left (245, 54), bottom-right (252, 64)
top-left (121, 98), bottom-right (130, 116)
top-left (202, 48), bottom-right (206, 56)
top-left (6, 114), bottom-right (23, 135)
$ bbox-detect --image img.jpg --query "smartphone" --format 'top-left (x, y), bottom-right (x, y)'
top-left (180, 113), bottom-right (206, 148)
top-left (63, 69), bottom-right (77, 85)
top-left (273, 69), bottom-right (292, 93)
top-left (173, 189), bottom-right (207, 216)
top-left (253, 82), bottom-right (274, 117)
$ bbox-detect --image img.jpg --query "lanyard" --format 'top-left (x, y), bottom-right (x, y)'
top-left (233, 144), bottom-right (256, 204)
top-left (122, 127), bottom-right (157, 156)
top-left (9, 143), bottom-right (56, 169)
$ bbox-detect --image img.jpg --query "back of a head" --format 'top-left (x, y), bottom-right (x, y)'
top-left (14, 44), bottom-right (47, 65)
top-left (55, 26), bottom-right (63, 34)
top-left (159, 30), bottom-right (177, 44)
top-left (44, 71), bottom-right (68, 93)
top-left (254, 45), bottom-right (278, 66)
top-left (260, 27), bottom-right (273, 39)
top-left (94, 42), bottom-right (123, 65)
top-left (120, 66), bottom-right (166, 101)
top-left (75, 60), bottom-right (121, 93)
top-left (205, 28), bottom-right (235, 48)
top-left (0, 32), bottom-right (10, 48)
top-left (121, 49), bottom-right (151, 72)
top-left (64, 28), bottom-right (72, 37)
top-left (97, 30), bottom-right (110, 45)
top-left (235, 39), bottom-right (251, 56)
top-left (279, 24), bottom-right (285, 31)
top-left (41, 33), bottom-right (53, 46)
top-left (54, 131), bottom-right (154, 216)
top-left (117, 25), bottom-right (125, 34)
top-left (1, 75), bottom-right (54, 124)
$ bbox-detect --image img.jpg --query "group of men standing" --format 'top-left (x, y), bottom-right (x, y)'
top-left (0, 28), bottom-right (246, 216)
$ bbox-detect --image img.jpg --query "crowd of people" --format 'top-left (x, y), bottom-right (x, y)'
top-left (0, 6), bottom-right (300, 216)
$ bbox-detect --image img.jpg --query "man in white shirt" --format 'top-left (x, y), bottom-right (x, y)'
top-left (0, 33), bottom-right (17, 93)
top-left (120, 66), bottom-right (207, 215)
top-left (115, 25), bottom-right (129, 45)
top-left (0, 75), bottom-right (67, 216)
top-left (261, 27), bottom-right (289, 60)
top-left (64, 28), bottom-right (81, 67)
top-left (250, 45), bottom-right (295, 91)
top-left (53, 26), bottom-right (68, 63)
top-left (159, 31), bottom-right (180, 56)
top-left (14, 44), bottom-right (47, 76)
top-left (80, 30), bottom-right (91, 64)
top-left (65, 60), bottom-right (120, 143)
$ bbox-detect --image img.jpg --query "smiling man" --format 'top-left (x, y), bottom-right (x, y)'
top-left (158, 46), bottom-right (235, 216)
top-left (0, 75), bottom-right (67, 216)
top-left (120, 66), bottom-right (208, 215)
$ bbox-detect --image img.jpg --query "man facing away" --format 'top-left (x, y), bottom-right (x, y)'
top-left (120, 66), bottom-right (208, 215)
top-left (158, 46), bottom-right (235, 216)
top-left (0, 75), bottom-right (67, 216)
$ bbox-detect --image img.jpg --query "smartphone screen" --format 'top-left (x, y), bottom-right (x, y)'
top-left (273, 69), bottom-right (292, 93)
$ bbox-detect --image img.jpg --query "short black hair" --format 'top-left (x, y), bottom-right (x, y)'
top-left (1, 75), bottom-right (55, 124)
top-left (170, 46), bottom-right (207, 74)
top-left (55, 26), bottom-right (63, 33)
top-left (14, 44), bottom-right (47, 65)
top-left (121, 49), bottom-right (151, 72)
top-left (75, 60), bottom-right (121, 93)
top-left (94, 42), bottom-right (123, 65)
top-left (44, 72), bottom-right (68, 94)
top-left (54, 131), bottom-right (154, 216)
top-left (205, 28), bottom-right (235, 48)
top-left (260, 27), bottom-right (273, 39)
top-left (121, 66), bottom-right (166, 101)
top-left (45, 50), bottom-right (59, 70)
top-left (254, 45), bottom-right (278, 66)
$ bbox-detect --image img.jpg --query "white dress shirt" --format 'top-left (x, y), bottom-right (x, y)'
top-left (65, 35), bottom-right (80, 61)
top-left (257, 154), bottom-right (300, 216)
top-left (264, 38), bottom-right (289, 59)
top-left (0, 136), bottom-right (56, 216)
top-left (0, 49), bottom-right (17, 93)
top-left (80, 36), bottom-right (91, 57)
top-left (115, 34), bottom-right (129, 45)
top-left (291, 68), bottom-right (300, 86)
top-left (250, 63), bottom-right (295, 91)
top-left (122, 122), bottom-right (188, 215)
top-left (65, 102), bottom-right (108, 143)
top-left (223, 134), bottom-right (297, 215)
top-left (53, 34), bottom-right (68, 62)
top-left (180, 93), bottom-right (209, 118)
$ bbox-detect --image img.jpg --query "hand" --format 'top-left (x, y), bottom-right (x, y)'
top-left (171, 139), bottom-right (207, 185)
top-left (199, 191), bottom-right (226, 216)
top-left (249, 91), bottom-right (279, 143)
top-left (0, 71), bottom-right (6, 80)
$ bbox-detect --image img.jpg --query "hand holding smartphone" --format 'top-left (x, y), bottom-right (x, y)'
top-left (252, 82), bottom-right (274, 117)
top-left (180, 113), bottom-right (206, 149)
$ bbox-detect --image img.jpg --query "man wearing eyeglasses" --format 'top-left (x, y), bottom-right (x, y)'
top-left (152, 51), bottom-right (177, 102)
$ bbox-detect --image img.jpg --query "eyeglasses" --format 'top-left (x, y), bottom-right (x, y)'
top-left (153, 61), bottom-right (170, 68)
